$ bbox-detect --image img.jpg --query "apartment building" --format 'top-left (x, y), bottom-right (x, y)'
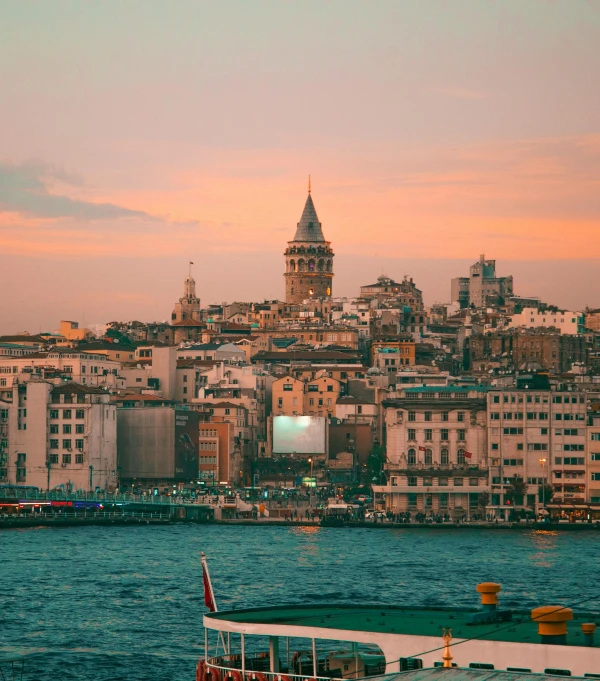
top-left (486, 388), bottom-right (599, 513)
top-left (0, 349), bottom-right (123, 389)
top-left (1, 381), bottom-right (116, 491)
top-left (272, 374), bottom-right (342, 419)
top-left (374, 386), bottom-right (489, 516)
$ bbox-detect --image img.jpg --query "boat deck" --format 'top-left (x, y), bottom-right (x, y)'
top-left (206, 604), bottom-right (599, 646)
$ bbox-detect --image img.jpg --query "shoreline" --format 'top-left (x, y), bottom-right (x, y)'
top-left (2, 516), bottom-right (599, 531)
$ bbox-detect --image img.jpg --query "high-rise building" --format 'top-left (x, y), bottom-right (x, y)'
top-left (451, 255), bottom-right (513, 308)
top-left (284, 184), bottom-right (334, 304)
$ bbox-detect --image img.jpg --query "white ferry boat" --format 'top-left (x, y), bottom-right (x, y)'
top-left (199, 571), bottom-right (600, 681)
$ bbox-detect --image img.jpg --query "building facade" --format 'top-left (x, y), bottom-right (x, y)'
top-left (451, 255), bottom-right (513, 308)
top-left (375, 387), bottom-right (489, 516)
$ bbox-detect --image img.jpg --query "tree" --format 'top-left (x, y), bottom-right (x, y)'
top-left (367, 443), bottom-right (386, 485)
top-left (478, 491), bottom-right (490, 511)
top-left (538, 483), bottom-right (554, 505)
top-left (504, 478), bottom-right (528, 506)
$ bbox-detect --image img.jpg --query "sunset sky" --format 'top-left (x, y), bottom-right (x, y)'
top-left (1, 1), bottom-right (599, 333)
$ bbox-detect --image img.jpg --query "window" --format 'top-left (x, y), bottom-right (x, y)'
top-left (592, 473), bottom-right (600, 481)
top-left (591, 454), bottom-right (600, 461)
top-left (563, 429), bottom-right (579, 436)
top-left (183, 387), bottom-right (188, 394)
top-left (493, 395), bottom-right (500, 404)
top-left (48, 453), bottom-right (59, 463)
top-left (591, 433), bottom-right (600, 441)
top-left (277, 399), bottom-right (283, 408)
top-left (490, 413), bottom-right (500, 420)
top-left (75, 439), bottom-right (84, 449)
top-left (408, 429), bottom-right (416, 441)
top-left (503, 428), bottom-right (523, 435)
top-left (424, 449), bottom-right (432, 465)
top-left (408, 477), bottom-right (417, 487)
top-left (442, 411), bottom-right (449, 422)
top-left (440, 448), bottom-right (449, 465)
top-left (503, 412), bottom-right (513, 420)
top-left (407, 448), bottom-right (416, 465)
top-left (63, 424), bottom-right (72, 434)
top-left (408, 411), bottom-right (416, 422)
top-left (441, 429), bottom-right (449, 441)
top-left (327, 385), bottom-right (333, 392)
top-left (527, 443), bottom-right (548, 451)
top-left (469, 478), bottom-right (479, 487)
top-left (50, 410), bottom-right (59, 419)
top-left (457, 412), bottom-right (465, 422)
top-left (50, 439), bottom-right (59, 449)
top-left (439, 477), bottom-right (448, 486)
top-left (75, 453), bottom-right (84, 464)
top-left (307, 385), bottom-right (318, 392)
top-left (309, 398), bottom-right (314, 407)
top-left (516, 443), bottom-right (524, 450)
top-left (454, 478), bottom-right (464, 486)
top-left (424, 429), bottom-right (433, 441)
top-left (457, 429), bottom-right (466, 442)
top-left (62, 439), bottom-right (72, 449)
top-left (76, 424), bottom-right (84, 434)
top-left (563, 445), bottom-right (584, 452)
top-left (491, 443), bottom-right (499, 450)
top-left (62, 453), bottom-right (71, 464)
top-left (63, 410), bottom-right (72, 419)
top-left (283, 384), bottom-right (294, 391)
top-left (423, 476), bottom-right (433, 485)
top-left (424, 411), bottom-right (432, 422)
top-left (50, 424), bottom-right (59, 434)
top-left (407, 493), bottom-right (418, 507)
top-left (503, 459), bottom-right (524, 466)
top-left (563, 457), bottom-right (584, 465)
top-left (457, 449), bottom-right (465, 465)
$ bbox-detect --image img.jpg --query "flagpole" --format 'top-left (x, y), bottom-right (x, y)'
top-left (201, 552), bottom-right (228, 654)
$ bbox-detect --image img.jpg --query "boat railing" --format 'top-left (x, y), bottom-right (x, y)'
top-left (207, 654), bottom-right (342, 681)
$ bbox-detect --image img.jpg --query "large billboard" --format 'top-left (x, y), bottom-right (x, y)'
top-left (273, 416), bottom-right (326, 455)
top-left (174, 410), bottom-right (199, 480)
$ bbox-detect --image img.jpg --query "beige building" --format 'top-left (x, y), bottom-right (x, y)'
top-left (2, 381), bottom-right (116, 491)
top-left (272, 374), bottom-right (342, 419)
top-left (487, 388), bottom-right (595, 512)
top-left (374, 387), bottom-right (489, 516)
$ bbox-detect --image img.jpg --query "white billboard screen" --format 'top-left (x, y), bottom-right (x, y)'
top-left (272, 416), bottom-right (326, 454)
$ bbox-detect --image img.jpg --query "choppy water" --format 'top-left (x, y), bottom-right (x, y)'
top-left (2, 525), bottom-right (600, 681)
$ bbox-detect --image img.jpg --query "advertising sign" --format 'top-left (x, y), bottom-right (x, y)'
top-left (174, 410), bottom-right (199, 480)
top-left (272, 416), bottom-right (326, 454)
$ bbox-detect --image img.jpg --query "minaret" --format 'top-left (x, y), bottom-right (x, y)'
top-left (284, 180), bottom-right (334, 304)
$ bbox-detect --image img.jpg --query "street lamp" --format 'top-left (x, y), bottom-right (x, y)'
top-left (46, 459), bottom-right (51, 492)
top-left (308, 457), bottom-right (313, 480)
top-left (89, 464), bottom-right (94, 492)
top-left (539, 457), bottom-right (548, 517)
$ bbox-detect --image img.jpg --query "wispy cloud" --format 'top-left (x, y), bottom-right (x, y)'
top-left (0, 160), bottom-right (157, 221)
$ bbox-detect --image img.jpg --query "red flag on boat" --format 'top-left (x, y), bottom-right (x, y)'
top-left (202, 553), bottom-right (216, 612)
top-left (464, 451), bottom-right (473, 459)
top-left (418, 446), bottom-right (427, 451)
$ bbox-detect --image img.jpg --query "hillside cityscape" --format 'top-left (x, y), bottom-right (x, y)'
top-left (2, 187), bottom-right (600, 522)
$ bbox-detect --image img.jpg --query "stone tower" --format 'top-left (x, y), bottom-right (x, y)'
top-left (171, 263), bottom-right (201, 323)
top-left (284, 185), bottom-right (334, 304)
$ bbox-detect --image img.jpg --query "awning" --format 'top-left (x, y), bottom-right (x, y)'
top-left (574, 504), bottom-right (589, 509)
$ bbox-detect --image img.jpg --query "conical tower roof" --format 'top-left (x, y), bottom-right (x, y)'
top-left (293, 194), bottom-right (325, 242)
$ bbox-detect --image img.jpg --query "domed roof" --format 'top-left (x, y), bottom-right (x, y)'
top-left (207, 317), bottom-right (214, 324)
top-left (251, 322), bottom-right (259, 328)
